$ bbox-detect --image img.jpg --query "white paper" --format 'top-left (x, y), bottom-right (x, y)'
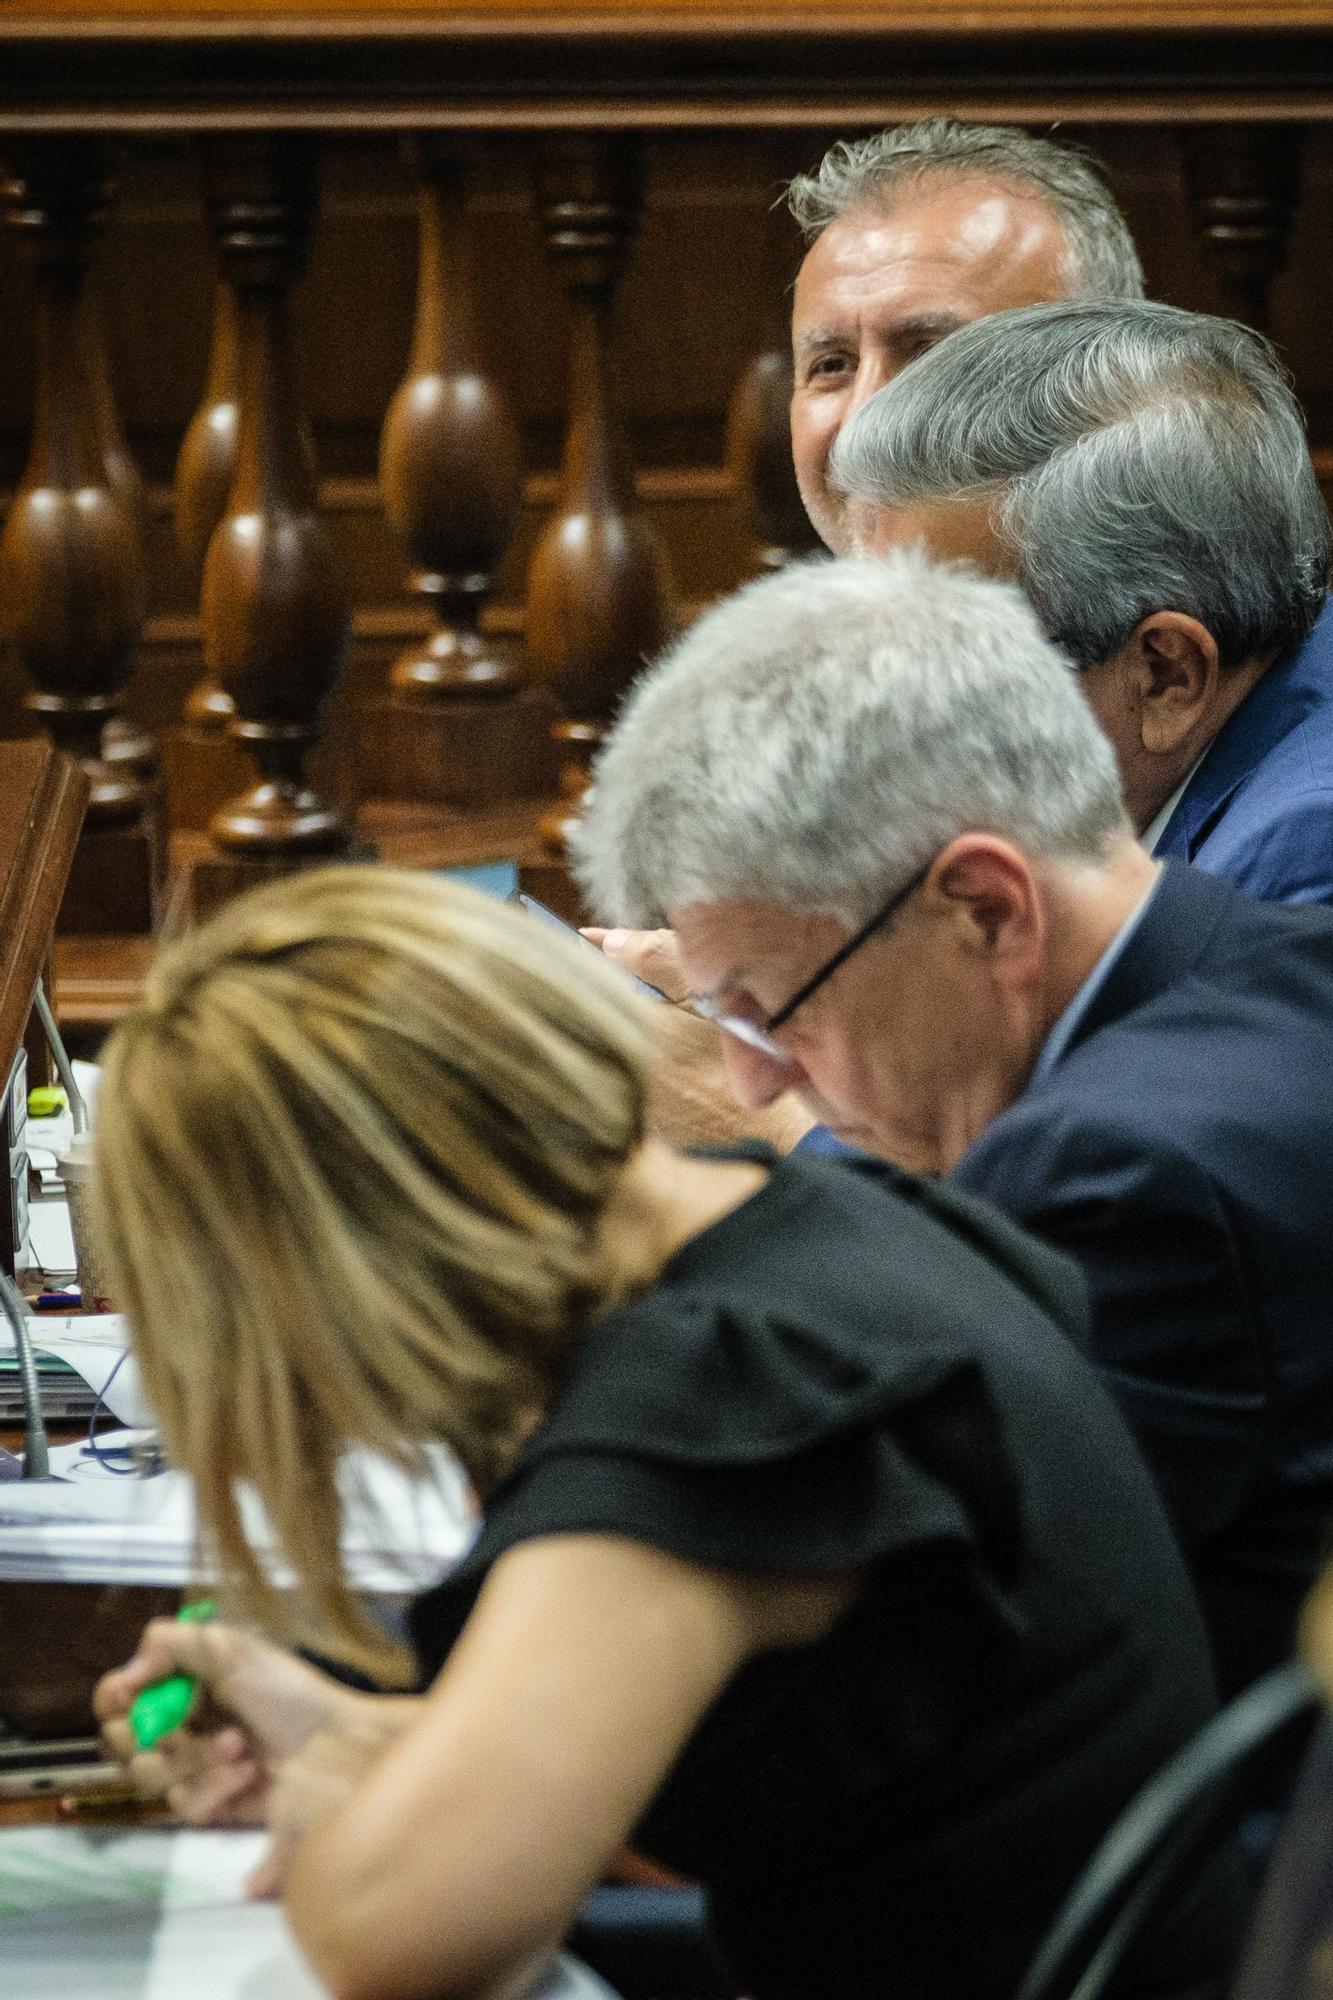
top-left (0, 1439), bottom-right (476, 1590)
top-left (11, 1314), bottom-right (154, 1426)
top-left (22, 1196), bottom-right (77, 1278)
top-left (0, 1824), bottom-right (266, 1920)
top-left (0, 1826), bottom-right (613, 2000)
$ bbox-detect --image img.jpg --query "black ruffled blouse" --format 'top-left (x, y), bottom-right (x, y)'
top-left (411, 1151), bottom-right (1237, 2000)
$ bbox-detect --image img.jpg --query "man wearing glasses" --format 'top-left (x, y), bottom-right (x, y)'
top-left (574, 549), bottom-right (1333, 1702)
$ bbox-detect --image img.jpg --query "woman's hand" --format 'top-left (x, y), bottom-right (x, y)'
top-left (248, 1709), bottom-right (409, 1899)
top-left (94, 1619), bottom-right (368, 1827)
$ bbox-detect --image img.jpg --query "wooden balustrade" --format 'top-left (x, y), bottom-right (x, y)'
top-left (162, 273), bottom-right (247, 831)
top-left (1, 2), bottom-right (1332, 967)
top-left (0, 137), bottom-right (160, 937)
top-left (1181, 125), bottom-right (1304, 336)
top-left (358, 142), bottom-right (552, 811)
top-left (183, 134), bottom-right (356, 917)
top-left (726, 149), bottom-right (824, 575)
top-left (521, 136), bottom-right (675, 918)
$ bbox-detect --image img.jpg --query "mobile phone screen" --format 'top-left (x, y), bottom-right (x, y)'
top-left (514, 894), bottom-right (668, 1004)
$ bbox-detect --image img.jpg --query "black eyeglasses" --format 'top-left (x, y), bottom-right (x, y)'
top-left (688, 859), bottom-right (934, 1060)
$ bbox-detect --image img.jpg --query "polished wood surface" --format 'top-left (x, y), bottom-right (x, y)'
top-left (6, 5), bottom-right (1333, 137)
top-left (198, 134), bottom-right (354, 861)
top-left (0, 742), bottom-right (88, 1084)
top-left (525, 136), bottom-right (674, 862)
top-left (0, 144), bottom-right (152, 829)
top-left (2, 1), bottom-right (1332, 27)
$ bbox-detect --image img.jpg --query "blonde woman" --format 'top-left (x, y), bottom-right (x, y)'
top-left (95, 868), bottom-right (1234, 2000)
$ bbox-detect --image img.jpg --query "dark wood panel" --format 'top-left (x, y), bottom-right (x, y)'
top-left (6, 13), bottom-right (1333, 132)
top-left (4, 124), bottom-right (1333, 846)
top-left (0, 743), bottom-right (88, 1087)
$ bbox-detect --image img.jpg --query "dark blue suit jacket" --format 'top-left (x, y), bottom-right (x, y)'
top-left (1154, 596), bottom-right (1333, 904)
top-left (949, 863), bottom-right (1333, 1697)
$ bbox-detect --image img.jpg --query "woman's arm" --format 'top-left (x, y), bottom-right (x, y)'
top-left (284, 1532), bottom-right (856, 2000)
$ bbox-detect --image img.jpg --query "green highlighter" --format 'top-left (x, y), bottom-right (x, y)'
top-left (129, 1599), bottom-right (216, 1750)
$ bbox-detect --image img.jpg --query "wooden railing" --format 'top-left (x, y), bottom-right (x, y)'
top-left (1, 1), bottom-right (1332, 989)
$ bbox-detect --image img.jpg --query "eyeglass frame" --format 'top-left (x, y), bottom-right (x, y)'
top-left (686, 858), bottom-right (935, 1061)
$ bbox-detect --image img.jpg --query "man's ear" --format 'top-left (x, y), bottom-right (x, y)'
top-left (1120, 613), bottom-right (1220, 755)
top-left (931, 837), bottom-right (1041, 966)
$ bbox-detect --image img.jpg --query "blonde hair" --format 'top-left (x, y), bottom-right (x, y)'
top-left (93, 867), bottom-right (653, 1676)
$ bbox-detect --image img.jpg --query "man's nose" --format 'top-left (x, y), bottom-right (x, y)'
top-left (846, 353), bottom-right (890, 416)
top-left (722, 1035), bottom-right (804, 1108)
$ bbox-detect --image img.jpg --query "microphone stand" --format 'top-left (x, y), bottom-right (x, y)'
top-left (0, 1271), bottom-right (49, 1479)
top-left (0, 979), bottom-right (76, 1480)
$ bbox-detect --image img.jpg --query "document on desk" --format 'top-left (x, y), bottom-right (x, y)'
top-left (0, 1313), bottom-right (152, 1426)
top-left (0, 1439), bottom-right (477, 1590)
top-left (0, 1826), bottom-right (618, 1999)
top-left (0, 1826), bottom-right (328, 1998)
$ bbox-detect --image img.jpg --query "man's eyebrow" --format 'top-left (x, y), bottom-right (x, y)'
top-left (794, 311), bottom-right (968, 357)
top-left (886, 311), bottom-right (967, 346)
top-left (793, 325), bottom-right (848, 355)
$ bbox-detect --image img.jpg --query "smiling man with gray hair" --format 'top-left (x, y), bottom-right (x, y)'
top-left (787, 120), bottom-right (1143, 557)
top-left (576, 547), bottom-right (1333, 1697)
top-left (830, 297), bottom-right (1333, 904)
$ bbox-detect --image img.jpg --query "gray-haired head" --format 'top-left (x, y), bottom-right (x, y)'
top-left (572, 550), bottom-right (1130, 930)
top-left (787, 119), bottom-right (1144, 301)
top-left (830, 298), bottom-right (1332, 671)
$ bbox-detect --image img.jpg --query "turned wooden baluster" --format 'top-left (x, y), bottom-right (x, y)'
top-left (197, 137), bottom-right (352, 861)
top-left (1182, 126), bottom-right (1304, 335)
top-left (525, 139), bottom-right (674, 865)
top-left (84, 284), bottom-right (158, 784)
top-left (358, 143), bottom-right (549, 811)
top-left (726, 155), bottom-right (822, 573)
top-left (0, 141), bottom-right (151, 831)
top-left (381, 144), bottom-right (523, 702)
top-left (173, 279), bottom-right (241, 730)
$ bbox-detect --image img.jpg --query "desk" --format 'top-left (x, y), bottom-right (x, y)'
top-left (1, 1423), bottom-right (179, 1742)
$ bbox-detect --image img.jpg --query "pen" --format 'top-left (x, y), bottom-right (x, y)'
top-left (129, 1598), bottom-right (216, 1749)
top-left (0, 1762), bottom-right (139, 1802)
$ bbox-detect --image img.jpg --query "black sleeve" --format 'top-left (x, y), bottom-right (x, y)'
top-left (411, 1292), bottom-right (1024, 1682)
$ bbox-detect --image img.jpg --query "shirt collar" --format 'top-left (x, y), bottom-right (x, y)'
top-left (1029, 873), bottom-right (1162, 1089)
top-left (1142, 755), bottom-right (1207, 855)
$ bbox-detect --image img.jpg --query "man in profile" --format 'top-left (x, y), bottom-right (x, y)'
top-left (574, 550), bottom-right (1333, 1699)
top-left (831, 299), bottom-right (1333, 904)
top-left (785, 120), bottom-right (1144, 555)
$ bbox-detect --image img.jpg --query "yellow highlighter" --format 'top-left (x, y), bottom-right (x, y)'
top-left (129, 1600), bottom-right (216, 1750)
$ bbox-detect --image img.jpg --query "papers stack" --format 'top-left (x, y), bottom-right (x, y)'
top-left (0, 1314), bottom-right (147, 1426)
top-left (0, 1824), bottom-right (616, 2000)
top-left (0, 1439), bottom-right (476, 1591)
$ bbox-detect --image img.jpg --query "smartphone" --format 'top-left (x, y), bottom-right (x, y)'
top-left (514, 894), bottom-right (668, 1004)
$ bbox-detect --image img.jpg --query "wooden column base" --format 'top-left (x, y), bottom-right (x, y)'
top-left (57, 806), bottom-right (164, 937)
top-left (356, 686), bottom-right (557, 809)
top-left (174, 829), bottom-right (377, 926)
top-left (160, 720), bottom-right (254, 832)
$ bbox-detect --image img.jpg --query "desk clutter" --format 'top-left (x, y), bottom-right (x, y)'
top-left (0, 1823), bottom-right (617, 2000)
top-left (0, 1435), bottom-right (476, 1591)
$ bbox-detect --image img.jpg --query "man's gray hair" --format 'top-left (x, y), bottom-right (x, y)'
top-left (830, 298), bottom-right (1332, 671)
top-left (787, 118), bottom-right (1144, 301)
top-left (573, 550), bottom-right (1130, 930)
